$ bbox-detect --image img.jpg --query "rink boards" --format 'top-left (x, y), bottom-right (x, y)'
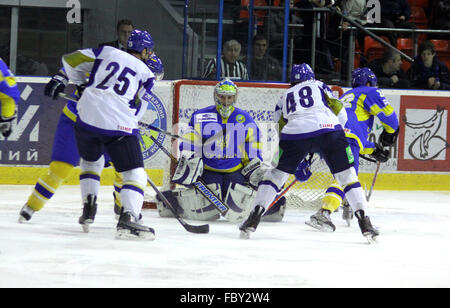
top-left (0, 78), bottom-right (449, 190)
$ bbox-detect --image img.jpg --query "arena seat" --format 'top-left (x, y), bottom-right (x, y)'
top-left (430, 40), bottom-right (450, 57)
top-left (408, 0), bottom-right (430, 8)
top-left (409, 6), bottom-right (428, 29)
top-left (364, 36), bottom-right (390, 62)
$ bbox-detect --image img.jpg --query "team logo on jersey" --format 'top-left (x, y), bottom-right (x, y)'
top-left (138, 92), bottom-right (168, 162)
top-left (236, 114), bottom-right (245, 123)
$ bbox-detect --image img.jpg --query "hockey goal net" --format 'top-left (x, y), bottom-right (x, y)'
top-left (145, 80), bottom-right (343, 210)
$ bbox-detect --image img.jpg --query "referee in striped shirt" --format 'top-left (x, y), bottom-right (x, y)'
top-left (202, 40), bottom-right (249, 80)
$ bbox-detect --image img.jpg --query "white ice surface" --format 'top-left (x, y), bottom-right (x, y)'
top-left (1, 185), bottom-right (449, 288)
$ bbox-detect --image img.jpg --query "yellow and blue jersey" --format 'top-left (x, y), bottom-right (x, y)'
top-left (0, 58), bottom-right (20, 120)
top-left (180, 105), bottom-right (263, 173)
top-left (340, 86), bottom-right (399, 155)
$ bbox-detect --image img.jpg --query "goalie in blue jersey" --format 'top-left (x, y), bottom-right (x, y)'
top-left (156, 79), bottom-right (286, 223)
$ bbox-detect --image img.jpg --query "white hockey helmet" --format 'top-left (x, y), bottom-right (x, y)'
top-left (213, 78), bottom-right (238, 118)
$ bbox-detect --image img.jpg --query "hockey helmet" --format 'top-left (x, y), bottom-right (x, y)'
top-left (351, 67), bottom-right (377, 88)
top-left (127, 29), bottom-right (154, 53)
top-left (214, 78), bottom-right (238, 118)
top-left (290, 63), bottom-right (315, 83)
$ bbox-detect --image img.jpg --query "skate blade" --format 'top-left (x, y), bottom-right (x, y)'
top-left (81, 223), bottom-right (91, 233)
top-left (305, 220), bottom-right (335, 232)
top-left (239, 230), bottom-right (251, 239)
top-left (364, 233), bottom-right (378, 244)
top-left (115, 229), bottom-right (155, 241)
top-left (18, 216), bottom-right (29, 224)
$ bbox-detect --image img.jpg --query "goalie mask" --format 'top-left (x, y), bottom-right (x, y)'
top-left (214, 79), bottom-right (238, 118)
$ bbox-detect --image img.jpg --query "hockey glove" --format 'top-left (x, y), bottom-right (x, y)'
top-left (370, 143), bottom-right (390, 163)
top-left (379, 127), bottom-right (399, 147)
top-left (44, 72), bottom-right (69, 99)
top-left (0, 114), bottom-right (16, 138)
top-left (294, 158), bottom-right (312, 182)
top-left (242, 158), bottom-right (265, 188)
top-left (171, 151), bottom-right (204, 186)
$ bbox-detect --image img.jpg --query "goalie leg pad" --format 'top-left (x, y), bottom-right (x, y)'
top-left (157, 185), bottom-right (221, 221)
top-left (224, 183), bottom-right (256, 223)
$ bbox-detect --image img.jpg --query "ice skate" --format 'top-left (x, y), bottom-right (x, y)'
top-left (78, 194), bottom-right (97, 233)
top-left (261, 197), bottom-right (286, 222)
top-left (114, 203), bottom-right (143, 223)
top-left (18, 204), bottom-right (35, 223)
top-left (305, 209), bottom-right (336, 232)
top-left (239, 205), bottom-right (265, 239)
top-left (355, 210), bottom-right (379, 243)
top-left (342, 201), bottom-right (353, 227)
top-left (116, 211), bottom-right (155, 241)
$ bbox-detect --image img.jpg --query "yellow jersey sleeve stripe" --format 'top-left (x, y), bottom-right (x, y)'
top-left (63, 51), bottom-right (95, 68)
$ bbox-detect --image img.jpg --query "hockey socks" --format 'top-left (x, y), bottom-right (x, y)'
top-left (26, 161), bottom-right (74, 212)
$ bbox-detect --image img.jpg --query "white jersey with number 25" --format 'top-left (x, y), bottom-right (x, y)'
top-left (274, 79), bottom-right (347, 140)
top-left (62, 46), bottom-right (155, 136)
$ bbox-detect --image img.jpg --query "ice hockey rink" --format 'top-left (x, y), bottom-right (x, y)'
top-left (1, 184), bottom-right (450, 288)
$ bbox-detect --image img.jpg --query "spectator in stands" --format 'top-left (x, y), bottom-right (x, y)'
top-left (244, 34), bottom-right (283, 81)
top-left (379, 0), bottom-right (417, 47)
top-left (367, 48), bottom-right (410, 88)
top-left (202, 40), bottom-right (249, 80)
top-left (408, 40), bottom-right (450, 90)
top-left (99, 19), bottom-right (134, 50)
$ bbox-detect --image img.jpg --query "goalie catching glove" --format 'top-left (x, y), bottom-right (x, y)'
top-left (294, 158), bottom-right (312, 182)
top-left (171, 150), bottom-right (204, 186)
top-left (241, 158), bottom-right (266, 188)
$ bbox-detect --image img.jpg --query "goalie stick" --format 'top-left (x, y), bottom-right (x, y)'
top-left (146, 175), bottom-right (209, 234)
top-left (147, 134), bottom-right (242, 222)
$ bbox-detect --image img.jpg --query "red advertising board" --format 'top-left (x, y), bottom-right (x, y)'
top-left (398, 96), bottom-right (450, 172)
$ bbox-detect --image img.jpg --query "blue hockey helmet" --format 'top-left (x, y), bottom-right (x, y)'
top-left (146, 53), bottom-right (164, 75)
top-left (351, 67), bottom-right (377, 88)
top-left (127, 29), bottom-right (154, 53)
top-left (146, 53), bottom-right (164, 80)
top-left (290, 63), bottom-right (315, 83)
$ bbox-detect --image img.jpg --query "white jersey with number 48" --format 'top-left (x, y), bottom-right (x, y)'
top-left (274, 79), bottom-right (347, 140)
top-left (62, 46), bottom-right (155, 136)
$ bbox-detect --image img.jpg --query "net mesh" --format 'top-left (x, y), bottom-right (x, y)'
top-left (283, 158), bottom-right (335, 210)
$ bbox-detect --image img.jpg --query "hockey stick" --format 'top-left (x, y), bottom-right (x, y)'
top-left (365, 161), bottom-right (381, 202)
top-left (266, 154), bottom-right (315, 211)
top-left (146, 175), bottom-right (209, 234)
top-left (148, 134), bottom-right (237, 221)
